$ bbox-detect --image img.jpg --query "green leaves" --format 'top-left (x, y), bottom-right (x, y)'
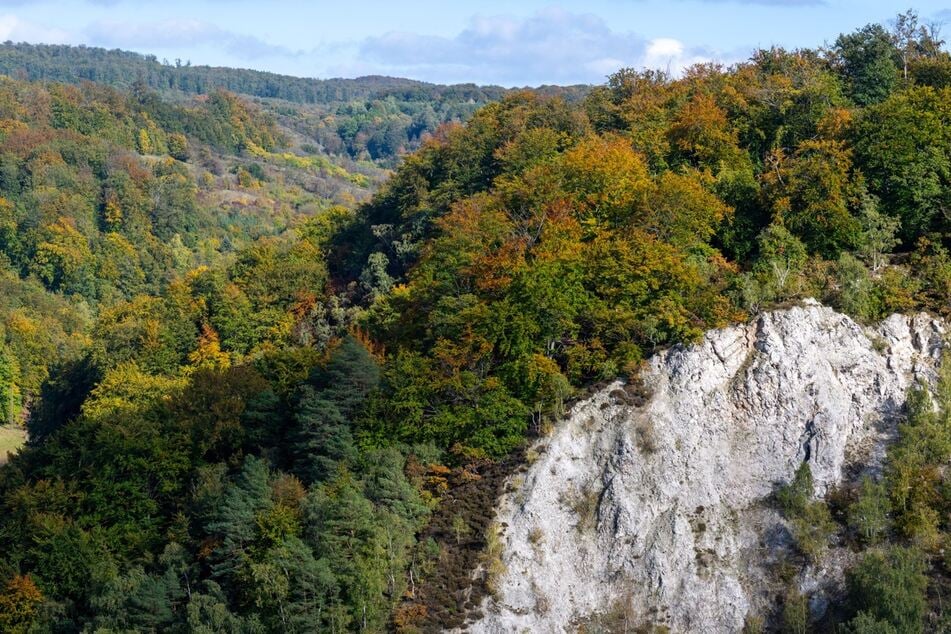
top-left (835, 23), bottom-right (900, 106)
top-left (846, 547), bottom-right (928, 633)
top-left (854, 86), bottom-right (951, 242)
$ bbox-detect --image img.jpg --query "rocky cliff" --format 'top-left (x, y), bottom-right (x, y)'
top-left (464, 301), bottom-right (945, 633)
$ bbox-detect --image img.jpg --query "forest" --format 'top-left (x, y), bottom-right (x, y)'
top-left (0, 43), bottom-right (588, 166)
top-left (0, 9), bottom-right (949, 633)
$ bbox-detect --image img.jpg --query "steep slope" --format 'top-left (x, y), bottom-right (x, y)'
top-left (467, 301), bottom-right (945, 633)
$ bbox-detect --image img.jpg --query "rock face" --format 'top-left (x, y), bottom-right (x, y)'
top-left (466, 301), bottom-right (945, 633)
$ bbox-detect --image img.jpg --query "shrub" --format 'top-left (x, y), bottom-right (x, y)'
top-left (777, 463), bottom-right (837, 561)
top-left (847, 476), bottom-right (890, 545)
top-left (781, 585), bottom-right (810, 634)
top-left (846, 546), bottom-right (927, 633)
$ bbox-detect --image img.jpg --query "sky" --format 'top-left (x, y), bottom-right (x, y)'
top-left (0, 1), bottom-right (949, 86)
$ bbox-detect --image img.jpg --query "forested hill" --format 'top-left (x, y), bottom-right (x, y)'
top-left (0, 43), bottom-right (589, 165)
top-left (0, 43), bottom-right (523, 103)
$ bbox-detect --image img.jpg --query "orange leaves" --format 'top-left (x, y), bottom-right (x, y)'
top-left (471, 239), bottom-right (528, 293)
top-left (668, 92), bottom-right (744, 169)
top-left (188, 323), bottom-right (231, 371)
top-left (431, 193), bottom-right (527, 294)
top-left (0, 574), bottom-right (43, 633)
top-left (817, 107), bottom-right (854, 140)
top-left (348, 326), bottom-right (387, 363)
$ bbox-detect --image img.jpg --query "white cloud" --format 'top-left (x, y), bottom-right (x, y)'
top-left (0, 14), bottom-right (74, 43)
top-left (351, 8), bottom-right (727, 86)
top-left (84, 19), bottom-right (296, 61)
top-left (643, 37), bottom-right (714, 75)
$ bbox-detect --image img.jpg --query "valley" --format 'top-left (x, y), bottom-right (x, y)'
top-left (0, 8), bottom-right (948, 633)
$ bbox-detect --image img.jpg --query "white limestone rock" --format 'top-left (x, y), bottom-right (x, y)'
top-left (465, 301), bottom-right (945, 633)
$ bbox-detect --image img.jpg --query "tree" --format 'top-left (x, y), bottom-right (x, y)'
top-left (781, 585), bottom-right (810, 634)
top-left (856, 193), bottom-right (900, 272)
top-left (891, 10), bottom-right (944, 80)
top-left (667, 91), bottom-right (745, 171)
top-left (853, 86), bottom-right (951, 241)
top-left (167, 132), bottom-right (189, 161)
top-left (752, 223), bottom-right (808, 298)
top-left (0, 345), bottom-right (20, 424)
top-left (846, 547), bottom-right (927, 633)
top-left (848, 476), bottom-right (890, 545)
top-left (306, 471), bottom-right (388, 632)
top-left (765, 140), bottom-right (862, 258)
top-left (776, 463), bottom-right (836, 561)
top-left (0, 575), bottom-right (43, 634)
top-left (835, 24), bottom-right (900, 105)
top-left (150, 158), bottom-right (200, 241)
top-left (293, 386), bottom-right (357, 484)
top-left (30, 217), bottom-right (94, 292)
top-left (836, 253), bottom-right (876, 321)
top-left (204, 456), bottom-right (274, 589)
top-left (309, 336), bottom-right (380, 419)
top-left (188, 323), bottom-right (231, 370)
top-left (292, 337), bottom-right (380, 482)
top-left (359, 252), bottom-right (394, 301)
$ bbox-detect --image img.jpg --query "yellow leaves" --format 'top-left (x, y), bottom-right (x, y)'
top-left (97, 234), bottom-right (136, 284)
top-left (433, 331), bottom-right (493, 375)
top-left (34, 218), bottom-right (92, 275)
top-left (817, 107), bottom-right (854, 139)
top-left (0, 574), bottom-right (43, 634)
top-left (390, 283), bottom-right (411, 300)
top-left (536, 210), bottom-right (583, 261)
top-left (668, 92), bottom-right (745, 169)
top-left (0, 118), bottom-right (27, 138)
top-left (645, 170), bottom-right (733, 248)
top-left (5, 310), bottom-right (39, 338)
top-left (236, 167), bottom-right (261, 189)
top-left (93, 294), bottom-right (177, 368)
top-left (102, 192), bottom-right (123, 229)
top-left (558, 135), bottom-right (651, 225)
top-left (81, 362), bottom-right (186, 422)
top-left (188, 323), bottom-right (231, 371)
top-left (137, 128), bottom-right (153, 155)
top-left (243, 141), bottom-right (366, 185)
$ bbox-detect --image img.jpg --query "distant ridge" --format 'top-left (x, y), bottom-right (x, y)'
top-left (0, 42), bottom-right (589, 105)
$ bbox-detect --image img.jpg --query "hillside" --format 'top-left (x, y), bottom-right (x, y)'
top-left (0, 75), bottom-right (385, 437)
top-left (0, 43), bottom-right (589, 166)
top-left (0, 10), bottom-right (948, 633)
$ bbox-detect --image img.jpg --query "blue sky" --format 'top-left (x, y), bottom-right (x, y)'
top-left (0, 1), bottom-right (948, 86)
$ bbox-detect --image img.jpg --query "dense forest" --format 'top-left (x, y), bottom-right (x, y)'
top-left (0, 43), bottom-right (588, 166)
top-left (0, 9), bottom-right (949, 633)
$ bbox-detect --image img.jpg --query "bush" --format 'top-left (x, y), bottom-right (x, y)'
top-left (777, 462), bottom-right (814, 516)
top-left (847, 476), bottom-right (890, 545)
top-left (781, 585), bottom-right (810, 634)
top-left (790, 502), bottom-right (837, 562)
top-left (846, 546), bottom-right (927, 633)
top-left (777, 463), bottom-right (837, 561)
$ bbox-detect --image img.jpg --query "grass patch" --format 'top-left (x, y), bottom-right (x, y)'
top-left (562, 483), bottom-right (601, 533)
top-left (0, 425), bottom-right (26, 464)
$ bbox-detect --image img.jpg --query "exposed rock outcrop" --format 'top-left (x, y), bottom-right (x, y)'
top-left (465, 301), bottom-right (945, 633)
